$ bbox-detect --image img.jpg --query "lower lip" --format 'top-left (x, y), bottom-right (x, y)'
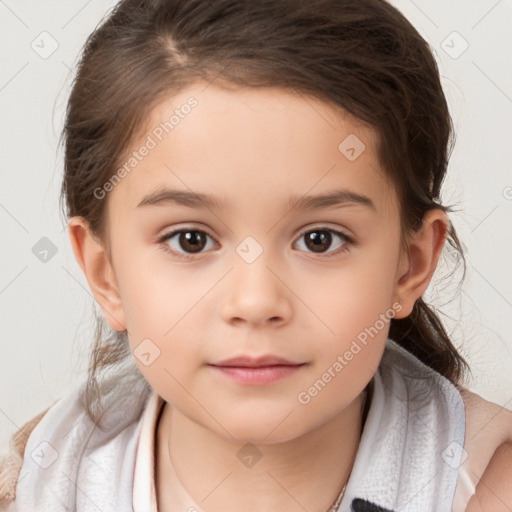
top-left (209, 364), bottom-right (303, 385)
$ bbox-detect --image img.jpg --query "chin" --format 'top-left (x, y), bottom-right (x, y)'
top-left (212, 412), bottom-right (315, 446)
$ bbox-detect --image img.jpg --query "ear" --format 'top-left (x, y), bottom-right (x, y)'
top-left (393, 209), bottom-right (449, 319)
top-left (67, 216), bottom-right (127, 332)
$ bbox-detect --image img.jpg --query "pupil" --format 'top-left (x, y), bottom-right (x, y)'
top-left (306, 231), bottom-right (331, 252)
top-left (180, 231), bottom-right (205, 253)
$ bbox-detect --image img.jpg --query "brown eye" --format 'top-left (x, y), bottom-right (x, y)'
top-left (294, 228), bottom-right (351, 255)
top-left (159, 229), bottom-right (216, 257)
top-left (177, 231), bottom-right (207, 253)
top-left (304, 230), bottom-right (332, 253)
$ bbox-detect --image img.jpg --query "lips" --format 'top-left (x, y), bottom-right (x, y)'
top-left (208, 355), bottom-right (305, 386)
top-left (211, 355), bottom-right (300, 368)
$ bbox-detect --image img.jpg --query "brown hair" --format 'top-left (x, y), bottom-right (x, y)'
top-left (59, 0), bottom-right (469, 422)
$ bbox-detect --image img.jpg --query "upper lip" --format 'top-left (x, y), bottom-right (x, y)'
top-left (210, 355), bottom-right (302, 367)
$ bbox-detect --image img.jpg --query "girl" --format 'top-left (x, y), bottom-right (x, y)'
top-left (1, 0), bottom-right (511, 511)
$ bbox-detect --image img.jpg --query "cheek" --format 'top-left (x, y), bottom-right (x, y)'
top-left (120, 274), bottom-right (202, 403)
top-left (306, 250), bottom-right (399, 342)
top-left (115, 259), bottom-right (209, 374)
top-left (114, 247), bottom-right (186, 336)
top-left (296, 244), bottom-right (401, 398)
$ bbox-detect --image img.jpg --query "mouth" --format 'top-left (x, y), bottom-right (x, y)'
top-left (208, 355), bottom-right (306, 386)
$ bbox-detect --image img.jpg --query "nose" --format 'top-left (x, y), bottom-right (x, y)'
top-left (220, 253), bottom-right (293, 328)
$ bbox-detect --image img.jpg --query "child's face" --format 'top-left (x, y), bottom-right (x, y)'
top-left (104, 81), bottom-right (408, 442)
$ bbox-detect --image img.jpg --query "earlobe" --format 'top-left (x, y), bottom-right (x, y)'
top-left (67, 217), bottom-right (127, 332)
top-left (393, 209), bottom-right (449, 319)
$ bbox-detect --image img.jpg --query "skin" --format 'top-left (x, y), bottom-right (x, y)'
top-left (466, 441), bottom-right (512, 511)
top-left (68, 81), bottom-right (454, 511)
top-left (455, 389), bottom-right (512, 511)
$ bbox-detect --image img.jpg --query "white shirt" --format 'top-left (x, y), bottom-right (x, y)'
top-left (132, 392), bottom-right (206, 512)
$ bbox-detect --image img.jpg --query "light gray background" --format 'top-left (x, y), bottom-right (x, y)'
top-left (1, 0), bottom-right (511, 454)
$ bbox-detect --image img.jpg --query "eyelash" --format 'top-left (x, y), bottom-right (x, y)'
top-left (157, 225), bottom-right (354, 260)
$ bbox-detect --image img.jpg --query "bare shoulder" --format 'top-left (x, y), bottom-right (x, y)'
top-left (465, 441), bottom-right (512, 511)
top-left (455, 387), bottom-right (512, 511)
top-left (459, 387), bottom-right (512, 441)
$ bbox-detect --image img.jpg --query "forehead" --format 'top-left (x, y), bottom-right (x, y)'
top-left (106, 81), bottom-right (398, 223)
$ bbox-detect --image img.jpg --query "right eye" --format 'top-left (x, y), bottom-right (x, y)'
top-left (157, 228), bottom-right (218, 259)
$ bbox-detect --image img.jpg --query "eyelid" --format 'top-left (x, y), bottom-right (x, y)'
top-left (294, 224), bottom-right (355, 251)
top-left (157, 223), bottom-right (217, 241)
top-left (296, 223), bottom-right (353, 239)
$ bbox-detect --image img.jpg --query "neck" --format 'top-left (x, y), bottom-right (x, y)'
top-left (156, 388), bottom-right (371, 512)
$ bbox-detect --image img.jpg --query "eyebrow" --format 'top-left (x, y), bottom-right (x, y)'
top-left (137, 188), bottom-right (224, 210)
top-left (286, 189), bottom-right (375, 212)
top-left (137, 187), bottom-right (376, 212)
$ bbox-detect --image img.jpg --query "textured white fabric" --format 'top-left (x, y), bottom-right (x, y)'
top-left (13, 358), bottom-right (152, 512)
top-left (337, 339), bottom-right (466, 512)
top-left (11, 338), bottom-right (466, 512)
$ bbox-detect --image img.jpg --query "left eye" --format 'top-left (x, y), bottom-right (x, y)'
top-left (294, 228), bottom-right (351, 255)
